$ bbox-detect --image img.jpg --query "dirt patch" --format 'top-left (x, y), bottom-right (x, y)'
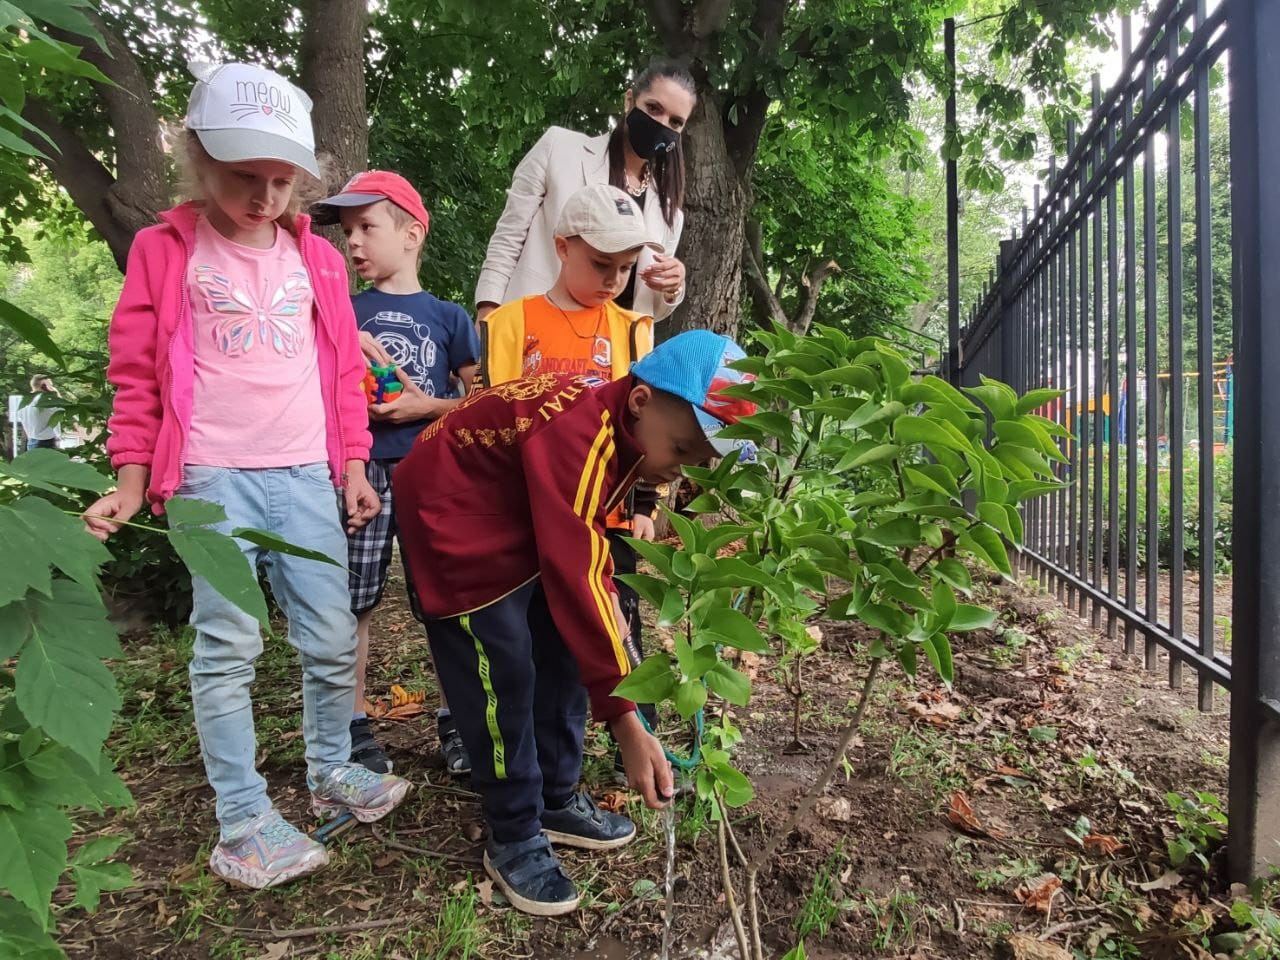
top-left (59, 561), bottom-right (1250, 959)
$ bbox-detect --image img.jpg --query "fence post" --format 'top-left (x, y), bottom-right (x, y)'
top-left (1227, 0), bottom-right (1280, 881)
top-left (997, 239), bottom-right (1016, 388)
top-left (944, 18), bottom-right (961, 385)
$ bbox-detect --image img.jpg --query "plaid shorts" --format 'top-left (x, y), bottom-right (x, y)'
top-left (345, 458), bottom-right (424, 620)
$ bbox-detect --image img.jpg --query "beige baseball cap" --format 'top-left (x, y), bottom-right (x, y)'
top-left (554, 184), bottom-right (663, 253)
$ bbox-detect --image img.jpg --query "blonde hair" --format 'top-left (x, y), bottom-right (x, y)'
top-left (173, 128), bottom-right (335, 226)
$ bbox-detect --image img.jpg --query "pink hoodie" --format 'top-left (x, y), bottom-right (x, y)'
top-left (105, 202), bottom-right (371, 512)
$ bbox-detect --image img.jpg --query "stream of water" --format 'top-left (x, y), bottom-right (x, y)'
top-left (660, 796), bottom-right (678, 960)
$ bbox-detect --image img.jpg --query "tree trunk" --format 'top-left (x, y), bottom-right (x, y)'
top-left (664, 91), bottom-right (749, 341)
top-left (300, 0), bottom-right (369, 186)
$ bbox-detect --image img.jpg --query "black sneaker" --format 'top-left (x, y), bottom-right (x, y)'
top-left (349, 717), bottom-right (392, 774)
top-left (484, 834), bottom-right (579, 916)
top-left (541, 790), bottom-right (636, 851)
top-left (437, 713), bottom-right (472, 776)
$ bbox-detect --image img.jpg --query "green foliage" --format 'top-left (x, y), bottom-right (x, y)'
top-left (615, 325), bottom-right (1062, 810)
top-left (1164, 790), bottom-right (1226, 871)
top-left (0, 446), bottom-right (337, 952)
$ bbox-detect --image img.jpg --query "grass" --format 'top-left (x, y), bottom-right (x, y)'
top-left (857, 887), bottom-right (922, 952)
top-left (796, 844), bottom-right (852, 940)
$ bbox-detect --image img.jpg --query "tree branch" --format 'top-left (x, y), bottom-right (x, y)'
top-left (792, 258), bottom-right (841, 335)
top-left (21, 100), bottom-right (137, 269)
top-left (723, 0), bottom-right (791, 171)
top-left (741, 219), bottom-right (788, 327)
top-left (693, 0), bottom-right (733, 38)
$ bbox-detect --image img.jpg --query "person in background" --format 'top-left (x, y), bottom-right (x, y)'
top-left (81, 61), bottom-right (408, 890)
top-left (474, 60), bottom-right (697, 326)
top-left (17, 374), bottom-right (62, 450)
top-left (310, 170), bottom-right (480, 777)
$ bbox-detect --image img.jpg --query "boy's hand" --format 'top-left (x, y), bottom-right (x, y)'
top-left (369, 368), bottom-right (446, 423)
top-left (82, 464), bottom-right (148, 541)
top-left (359, 331), bottom-right (394, 366)
top-left (612, 711), bottom-right (674, 809)
top-left (343, 461), bottom-right (381, 533)
top-left (631, 514), bottom-right (656, 541)
top-left (639, 254), bottom-right (685, 297)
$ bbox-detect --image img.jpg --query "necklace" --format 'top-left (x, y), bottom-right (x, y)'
top-left (546, 291), bottom-right (606, 341)
top-left (625, 164), bottom-right (651, 197)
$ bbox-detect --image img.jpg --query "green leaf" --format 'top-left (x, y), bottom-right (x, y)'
top-left (924, 633), bottom-right (955, 686)
top-left (0, 449), bottom-right (110, 496)
top-left (1008, 480), bottom-right (1065, 501)
top-left (0, 516), bottom-right (52, 610)
top-left (902, 465), bottom-right (958, 500)
top-left (950, 604), bottom-right (997, 631)
top-left (674, 636), bottom-right (719, 678)
top-left (13, 580), bottom-right (121, 762)
top-left (0, 804), bottom-right (71, 923)
top-left (69, 836), bottom-right (132, 913)
top-left (699, 606), bottom-right (769, 653)
top-left (628, 538), bottom-right (676, 580)
top-left (704, 663), bottom-right (751, 706)
top-left (683, 493), bottom-right (721, 514)
top-left (932, 582), bottom-right (957, 628)
top-left (860, 517), bottom-right (921, 548)
top-left (845, 443), bottom-right (901, 470)
top-left (858, 602), bottom-right (913, 637)
top-left (1028, 725), bottom-right (1058, 742)
top-left (932, 558), bottom-right (973, 594)
top-left (674, 679), bottom-right (707, 719)
top-left (615, 573), bottom-right (668, 609)
top-left (1015, 388), bottom-right (1065, 416)
top-left (657, 587), bottom-right (684, 627)
top-left (613, 653), bottom-right (676, 704)
top-left (230, 528), bottom-right (342, 566)
top-left (164, 495), bottom-right (228, 527)
top-left (0, 895), bottom-right (62, 959)
top-left (965, 383), bottom-right (1017, 420)
top-left (167, 528), bottom-right (268, 627)
top-left (894, 415), bottom-right (968, 451)
top-left (10, 496), bottom-right (112, 588)
top-left (697, 557), bottom-right (783, 595)
top-left (0, 298), bottom-right (63, 367)
top-left (897, 640), bottom-right (918, 676)
top-left (21, 744), bottom-right (131, 812)
top-left (708, 758), bottom-right (754, 806)
top-left (977, 501), bottom-right (1016, 542)
top-left (959, 526), bottom-right (1013, 577)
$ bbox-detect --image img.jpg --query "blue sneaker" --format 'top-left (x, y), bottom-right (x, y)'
top-left (541, 790), bottom-right (636, 851)
top-left (484, 834), bottom-right (579, 916)
top-left (209, 809), bottom-right (328, 889)
top-left (308, 762), bottom-right (410, 823)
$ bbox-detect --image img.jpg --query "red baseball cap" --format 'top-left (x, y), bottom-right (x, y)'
top-left (311, 170), bottom-right (430, 230)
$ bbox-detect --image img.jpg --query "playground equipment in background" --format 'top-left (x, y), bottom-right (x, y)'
top-left (1048, 357), bottom-right (1233, 454)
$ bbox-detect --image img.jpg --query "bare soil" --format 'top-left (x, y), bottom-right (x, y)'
top-left (59, 559), bottom-right (1251, 959)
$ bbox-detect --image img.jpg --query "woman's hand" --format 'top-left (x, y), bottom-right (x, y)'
top-left (82, 464), bottom-right (148, 541)
top-left (640, 254), bottom-right (685, 298)
top-left (476, 303), bottom-right (498, 324)
top-left (343, 461), bottom-right (381, 533)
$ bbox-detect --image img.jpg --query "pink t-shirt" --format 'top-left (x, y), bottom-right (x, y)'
top-left (185, 217), bottom-right (328, 468)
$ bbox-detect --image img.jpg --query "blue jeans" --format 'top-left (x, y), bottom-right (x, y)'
top-left (174, 464), bottom-right (357, 830)
top-left (27, 437), bottom-right (57, 450)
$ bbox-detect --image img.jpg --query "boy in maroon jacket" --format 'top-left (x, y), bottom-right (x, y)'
top-left (393, 330), bottom-right (756, 916)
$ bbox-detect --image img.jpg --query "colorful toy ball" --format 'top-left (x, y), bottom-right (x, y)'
top-left (362, 362), bottom-right (403, 405)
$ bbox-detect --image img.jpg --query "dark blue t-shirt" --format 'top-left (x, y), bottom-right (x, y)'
top-left (353, 288), bottom-right (480, 460)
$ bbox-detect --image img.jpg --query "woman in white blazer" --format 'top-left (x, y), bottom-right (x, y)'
top-left (475, 61), bottom-right (696, 323)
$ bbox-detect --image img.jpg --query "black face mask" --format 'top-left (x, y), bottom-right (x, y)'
top-left (625, 106), bottom-right (680, 160)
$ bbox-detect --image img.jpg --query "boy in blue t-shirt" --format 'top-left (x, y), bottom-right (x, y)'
top-left (312, 172), bottom-right (480, 775)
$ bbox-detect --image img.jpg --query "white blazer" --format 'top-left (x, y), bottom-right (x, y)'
top-left (474, 126), bottom-right (686, 321)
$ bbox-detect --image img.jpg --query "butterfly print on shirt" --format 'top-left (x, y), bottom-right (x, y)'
top-left (194, 266), bottom-right (312, 358)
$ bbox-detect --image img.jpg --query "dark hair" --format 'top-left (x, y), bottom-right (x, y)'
top-left (607, 60), bottom-right (696, 228)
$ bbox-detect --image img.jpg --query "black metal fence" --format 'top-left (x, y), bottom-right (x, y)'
top-left (943, 0), bottom-right (1279, 880)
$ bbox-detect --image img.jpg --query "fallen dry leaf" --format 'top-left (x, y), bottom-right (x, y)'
top-left (1039, 793), bottom-right (1064, 812)
top-left (257, 942), bottom-right (291, 960)
top-left (1136, 869), bottom-right (1184, 892)
top-left (1083, 833), bottom-right (1126, 856)
top-left (815, 795), bottom-right (854, 823)
top-left (1013, 874), bottom-right (1063, 914)
top-left (373, 850), bottom-right (401, 869)
top-left (476, 878), bottom-right (495, 908)
top-left (946, 790), bottom-right (986, 836)
top-left (1170, 896), bottom-right (1208, 923)
top-left (384, 701), bottom-right (426, 720)
top-left (599, 790), bottom-right (629, 813)
top-left (390, 684), bottom-right (426, 707)
top-left (463, 821), bottom-right (486, 842)
top-left (1003, 933), bottom-right (1071, 960)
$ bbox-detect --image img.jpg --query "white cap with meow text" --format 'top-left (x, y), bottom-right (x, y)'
top-left (185, 61), bottom-right (319, 178)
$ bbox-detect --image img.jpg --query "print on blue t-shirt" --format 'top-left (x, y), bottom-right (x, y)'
top-left (353, 288), bottom-right (479, 460)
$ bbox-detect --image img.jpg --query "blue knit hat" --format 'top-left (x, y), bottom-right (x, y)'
top-left (630, 330), bottom-right (759, 461)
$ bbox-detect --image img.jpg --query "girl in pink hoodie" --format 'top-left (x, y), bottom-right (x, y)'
top-left (82, 62), bottom-right (408, 890)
